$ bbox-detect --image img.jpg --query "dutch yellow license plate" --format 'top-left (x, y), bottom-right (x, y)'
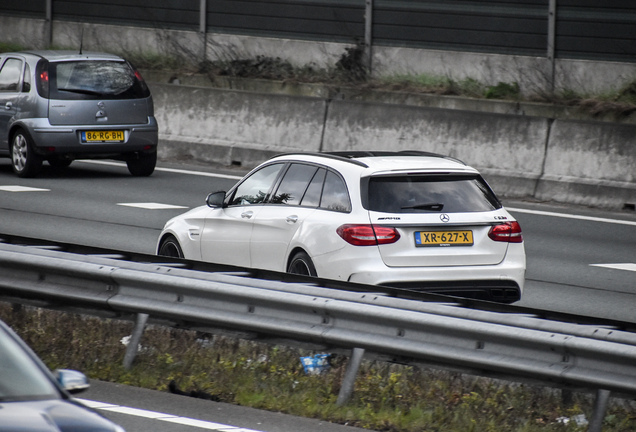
top-left (415, 230), bottom-right (473, 247)
top-left (83, 130), bottom-right (124, 143)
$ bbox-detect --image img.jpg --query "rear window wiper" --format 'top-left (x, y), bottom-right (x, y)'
top-left (58, 88), bottom-right (105, 96)
top-left (401, 202), bottom-right (444, 211)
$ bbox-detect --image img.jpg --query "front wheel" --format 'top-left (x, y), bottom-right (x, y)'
top-left (127, 152), bottom-right (156, 177)
top-left (158, 235), bottom-right (184, 258)
top-left (11, 130), bottom-right (42, 178)
top-left (287, 251), bottom-right (317, 277)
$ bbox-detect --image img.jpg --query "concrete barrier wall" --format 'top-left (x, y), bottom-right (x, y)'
top-left (150, 83), bottom-right (636, 209)
top-left (152, 84), bottom-right (327, 167)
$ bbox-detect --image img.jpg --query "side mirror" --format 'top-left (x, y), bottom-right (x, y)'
top-left (54, 369), bottom-right (90, 394)
top-left (206, 191), bottom-right (226, 208)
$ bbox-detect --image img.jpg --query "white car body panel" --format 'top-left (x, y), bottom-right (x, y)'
top-left (250, 206), bottom-right (317, 271)
top-left (201, 205), bottom-right (264, 267)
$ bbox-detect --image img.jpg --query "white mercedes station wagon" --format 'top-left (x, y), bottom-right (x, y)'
top-left (157, 152), bottom-right (525, 303)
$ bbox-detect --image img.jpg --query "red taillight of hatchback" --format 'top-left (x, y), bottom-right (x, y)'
top-left (488, 221), bottom-right (523, 243)
top-left (337, 224), bottom-right (401, 246)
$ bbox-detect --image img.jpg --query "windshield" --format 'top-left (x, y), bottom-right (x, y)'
top-left (48, 60), bottom-right (150, 100)
top-left (0, 329), bottom-right (59, 402)
top-left (365, 174), bottom-right (502, 213)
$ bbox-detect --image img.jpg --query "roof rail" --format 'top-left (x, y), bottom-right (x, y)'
top-left (270, 151), bottom-right (466, 168)
top-left (327, 150), bottom-right (466, 165)
top-left (270, 152), bottom-right (369, 168)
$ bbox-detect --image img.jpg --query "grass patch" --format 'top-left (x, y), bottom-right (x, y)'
top-left (0, 42), bottom-right (25, 52)
top-left (2, 41), bottom-right (635, 116)
top-left (2, 303), bottom-right (635, 431)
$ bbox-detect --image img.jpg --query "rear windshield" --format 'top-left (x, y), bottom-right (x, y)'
top-left (47, 60), bottom-right (149, 100)
top-left (364, 174), bottom-right (502, 213)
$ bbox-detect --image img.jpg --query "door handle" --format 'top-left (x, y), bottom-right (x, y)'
top-left (285, 215), bottom-right (299, 224)
top-left (5, 102), bottom-right (12, 110)
top-left (241, 211), bottom-right (253, 219)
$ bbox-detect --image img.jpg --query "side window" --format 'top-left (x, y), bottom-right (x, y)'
top-left (270, 163), bottom-right (318, 205)
top-left (22, 63), bottom-right (31, 92)
top-left (299, 168), bottom-right (326, 207)
top-left (0, 58), bottom-right (23, 92)
top-left (320, 171), bottom-right (351, 213)
top-left (229, 163), bottom-right (284, 206)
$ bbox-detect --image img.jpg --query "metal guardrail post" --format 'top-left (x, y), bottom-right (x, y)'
top-left (123, 313), bottom-right (149, 370)
top-left (336, 347), bottom-right (365, 405)
top-left (589, 389), bottom-right (610, 432)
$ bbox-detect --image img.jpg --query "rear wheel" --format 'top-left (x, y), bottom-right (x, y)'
top-left (158, 235), bottom-right (184, 258)
top-left (127, 152), bottom-right (156, 177)
top-left (11, 130), bottom-right (42, 178)
top-left (287, 251), bottom-right (317, 277)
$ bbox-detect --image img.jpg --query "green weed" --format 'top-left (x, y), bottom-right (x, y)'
top-left (1, 303), bottom-right (635, 431)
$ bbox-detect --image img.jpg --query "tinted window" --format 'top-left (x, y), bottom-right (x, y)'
top-left (0, 329), bottom-right (59, 402)
top-left (49, 60), bottom-right (150, 100)
top-left (300, 168), bottom-right (326, 207)
top-left (230, 163), bottom-right (284, 206)
top-left (366, 174), bottom-right (501, 213)
top-left (320, 171), bottom-right (351, 212)
top-left (271, 163), bottom-right (318, 205)
top-left (0, 58), bottom-right (23, 92)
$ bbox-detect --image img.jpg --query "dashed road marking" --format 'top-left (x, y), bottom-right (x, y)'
top-left (0, 186), bottom-right (50, 192)
top-left (78, 399), bottom-right (263, 432)
top-left (117, 203), bottom-right (188, 210)
top-left (79, 160), bottom-right (243, 180)
top-left (590, 263), bottom-right (636, 272)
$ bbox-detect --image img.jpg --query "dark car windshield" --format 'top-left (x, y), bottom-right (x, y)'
top-left (364, 174), bottom-right (502, 213)
top-left (0, 328), bottom-right (59, 402)
top-left (48, 60), bottom-right (149, 100)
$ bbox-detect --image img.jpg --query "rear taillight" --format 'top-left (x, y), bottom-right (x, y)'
top-left (337, 224), bottom-right (400, 246)
top-left (488, 221), bottom-right (523, 243)
top-left (35, 60), bottom-right (49, 98)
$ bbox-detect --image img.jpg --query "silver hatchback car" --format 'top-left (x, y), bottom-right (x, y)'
top-left (0, 50), bottom-right (158, 177)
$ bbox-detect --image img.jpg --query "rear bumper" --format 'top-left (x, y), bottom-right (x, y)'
top-left (313, 243), bottom-right (526, 303)
top-left (20, 117), bottom-right (158, 156)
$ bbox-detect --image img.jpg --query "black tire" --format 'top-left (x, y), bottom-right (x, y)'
top-left (127, 152), bottom-right (156, 177)
top-left (11, 130), bottom-right (42, 178)
top-left (287, 251), bottom-right (317, 277)
top-left (158, 235), bottom-right (184, 258)
top-left (48, 157), bottom-right (73, 168)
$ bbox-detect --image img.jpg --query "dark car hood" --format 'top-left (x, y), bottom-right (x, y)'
top-left (0, 399), bottom-right (117, 431)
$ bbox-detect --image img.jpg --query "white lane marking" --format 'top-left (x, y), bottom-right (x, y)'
top-left (78, 160), bottom-right (243, 180)
top-left (78, 398), bottom-right (263, 431)
top-left (591, 263), bottom-right (636, 272)
top-left (117, 203), bottom-right (188, 210)
top-left (0, 186), bottom-right (50, 192)
top-left (506, 207), bottom-right (636, 227)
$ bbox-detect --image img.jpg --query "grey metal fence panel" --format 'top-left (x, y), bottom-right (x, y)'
top-left (1, 0), bottom-right (635, 63)
top-left (53, 0), bottom-right (200, 30)
top-left (205, 0), bottom-right (365, 43)
top-left (0, 0), bottom-right (44, 17)
top-left (556, 0), bottom-right (636, 62)
top-left (373, 0), bottom-right (549, 56)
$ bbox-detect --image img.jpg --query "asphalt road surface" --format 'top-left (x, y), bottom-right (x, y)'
top-left (0, 157), bottom-right (633, 322)
top-left (1, 157), bottom-right (635, 431)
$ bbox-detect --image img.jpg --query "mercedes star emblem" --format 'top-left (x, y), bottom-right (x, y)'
top-left (440, 214), bottom-right (450, 223)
